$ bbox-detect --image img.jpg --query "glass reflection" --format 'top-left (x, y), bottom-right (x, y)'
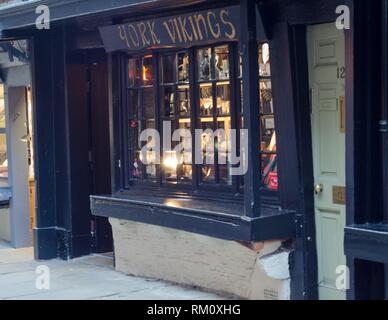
top-left (259, 43), bottom-right (271, 77)
top-left (128, 90), bottom-right (139, 119)
top-left (178, 85), bottom-right (190, 117)
top-left (143, 87), bottom-right (155, 118)
top-left (260, 80), bottom-right (273, 115)
top-left (161, 55), bottom-right (175, 84)
top-left (178, 52), bottom-right (190, 83)
top-left (128, 59), bottom-right (140, 87)
top-left (199, 84), bottom-right (213, 116)
top-left (197, 48), bottom-right (212, 81)
top-left (216, 82), bottom-right (230, 116)
top-left (215, 46), bottom-right (229, 80)
top-left (217, 117), bottom-right (231, 185)
top-left (162, 87), bottom-right (175, 118)
top-left (142, 56), bottom-right (153, 85)
top-left (159, 52), bottom-right (192, 184)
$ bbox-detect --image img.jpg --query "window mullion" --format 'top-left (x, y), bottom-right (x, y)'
top-left (174, 81), bottom-right (182, 183)
top-left (212, 80), bottom-right (219, 184)
top-left (189, 48), bottom-right (199, 190)
top-left (153, 53), bottom-right (162, 186)
top-left (127, 46), bottom-right (238, 193)
top-left (121, 55), bottom-right (129, 189)
top-left (229, 43), bottom-right (240, 194)
top-left (241, 0), bottom-right (261, 217)
top-left (211, 48), bottom-right (219, 184)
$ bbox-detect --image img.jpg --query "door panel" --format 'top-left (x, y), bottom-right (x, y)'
top-left (90, 62), bottom-right (113, 253)
top-left (67, 61), bottom-right (113, 255)
top-left (308, 23), bottom-right (346, 300)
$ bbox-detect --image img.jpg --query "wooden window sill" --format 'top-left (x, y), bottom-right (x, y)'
top-left (345, 224), bottom-right (388, 264)
top-left (90, 191), bottom-right (296, 241)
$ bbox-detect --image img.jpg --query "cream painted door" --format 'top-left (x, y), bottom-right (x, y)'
top-left (307, 23), bottom-right (346, 300)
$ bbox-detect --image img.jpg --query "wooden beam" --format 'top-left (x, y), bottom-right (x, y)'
top-left (240, 0), bottom-right (261, 218)
top-left (31, 30), bottom-right (64, 260)
top-left (381, 0), bottom-right (388, 224)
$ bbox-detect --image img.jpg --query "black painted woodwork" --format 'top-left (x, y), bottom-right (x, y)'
top-left (286, 24), bottom-right (318, 300)
top-left (9, 0), bottom-right (388, 300)
top-left (90, 62), bottom-right (114, 254)
top-left (31, 29), bottom-right (113, 260)
top-left (31, 29), bottom-right (70, 260)
top-left (28, 0), bottom-right (328, 292)
top-left (0, 0), bottom-right (214, 34)
top-left (345, 225), bottom-right (388, 265)
top-left (240, 0), bottom-right (261, 218)
top-left (344, 0), bottom-right (388, 300)
top-left (67, 56), bottom-right (113, 256)
top-left (90, 193), bottom-right (296, 242)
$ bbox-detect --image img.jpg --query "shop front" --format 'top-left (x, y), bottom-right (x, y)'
top-left (1, 0), bottom-right (388, 300)
top-left (89, 0), bottom-right (346, 299)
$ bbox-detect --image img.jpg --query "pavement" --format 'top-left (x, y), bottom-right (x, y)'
top-left (0, 240), bottom-right (11, 250)
top-left (0, 241), bottom-right (226, 300)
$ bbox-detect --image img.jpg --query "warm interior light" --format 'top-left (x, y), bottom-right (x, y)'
top-left (262, 43), bottom-right (270, 64)
top-left (143, 65), bottom-right (149, 81)
top-left (269, 132), bottom-right (277, 151)
top-left (139, 151), bottom-right (156, 164)
top-left (163, 151), bottom-right (178, 170)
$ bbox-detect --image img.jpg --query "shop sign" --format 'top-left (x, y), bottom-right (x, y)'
top-left (99, 6), bottom-right (240, 52)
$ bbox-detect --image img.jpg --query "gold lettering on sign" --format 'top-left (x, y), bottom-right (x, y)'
top-left (118, 25), bottom-right (131, 48)
top-left (187, 16), bottom-right (199, 41)
top-left (178, 17), bottom-right (193, 42)
top-left (147, 21), bottom-right (161, 45)
top-left (163, 19), bottom-right (177, 43)
top-left (127, 24), bottom-right (140, 47)
top-left (173, 18), bottom-right (183, 43)
top-left (220, 9), bottom-right (236, 39)
top-left (137, 22), bottom-right (150, 46)
top-left (207, 11), bottom-right (221, 39)
top-left (111, 7), bottom-right (239, 51)
top-left (194, 14), bottom-right (209, 41)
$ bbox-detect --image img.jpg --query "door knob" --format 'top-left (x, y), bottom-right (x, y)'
top-left (314, 183), bottom-right (324, 195)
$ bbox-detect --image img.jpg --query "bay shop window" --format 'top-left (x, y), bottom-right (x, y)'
top-left (91, 4), bottom-right (297, 242)
top-left (124, 43), bottom-right (278, 195)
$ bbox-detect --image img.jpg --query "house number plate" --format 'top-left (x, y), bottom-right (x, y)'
top-left (333, 186), bottom-right (346, 205)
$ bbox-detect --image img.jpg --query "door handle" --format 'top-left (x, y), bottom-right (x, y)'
top-left (314, 183), bottom-right (324, 195)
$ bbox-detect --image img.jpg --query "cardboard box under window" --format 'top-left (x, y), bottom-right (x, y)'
top-left (110, 218), bottom-right (291, 300)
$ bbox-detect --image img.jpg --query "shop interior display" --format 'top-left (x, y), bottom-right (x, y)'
top-left (127, 43), bottom-right (277, 190)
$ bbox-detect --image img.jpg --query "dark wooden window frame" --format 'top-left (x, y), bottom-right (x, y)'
top-left (91, 0), bottom-right (297, 243)
top-left (120, 41), bottom-right (282, 200)
top-left (125, 54), bottom-right (159, 187)
top-left (124, 43), bottom-right (243, 195)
